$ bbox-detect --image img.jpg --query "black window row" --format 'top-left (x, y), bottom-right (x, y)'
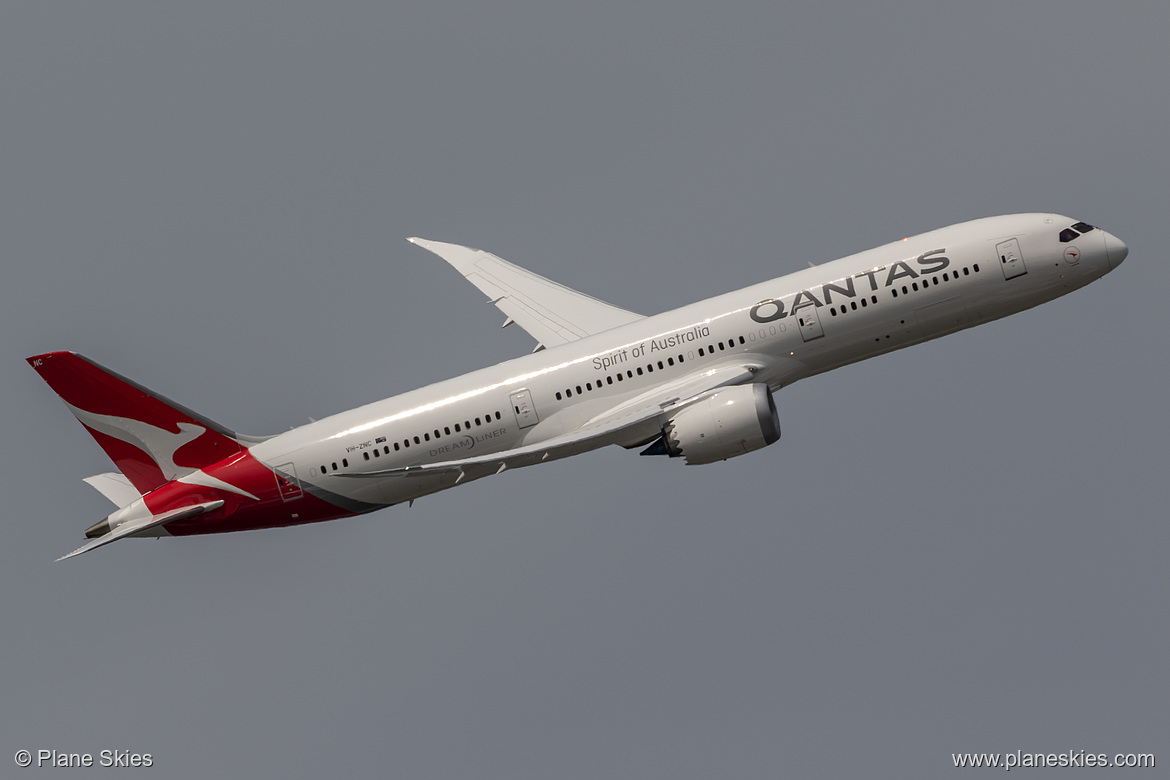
top-left (698, 337), bottom-right (747, 357)
top-left (558, 354), bottom-right (684, 399)
top-left (827, 294), bottom-right (880, 317)
top-left (554, 336), bottom-right (752, 402)
top-left (322, 410), bottom-right (504, 473)
top-left (888, 265), bottom-right (979, 301)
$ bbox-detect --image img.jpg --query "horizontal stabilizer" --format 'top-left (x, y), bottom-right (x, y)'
top-left (56, 500), bottom-right (224, 562)
top-left (82, 472), bottom-right (140, 508)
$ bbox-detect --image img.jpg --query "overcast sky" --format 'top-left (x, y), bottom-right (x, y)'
top-left (2, 2), bottom-right (1166, 778)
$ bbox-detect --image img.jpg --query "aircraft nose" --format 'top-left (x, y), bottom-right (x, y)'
top-left (1103, 230), bottom-right (1128, 269)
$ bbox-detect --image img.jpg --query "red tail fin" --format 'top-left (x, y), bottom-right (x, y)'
top-left (27, 352), bottom-right (256, 495)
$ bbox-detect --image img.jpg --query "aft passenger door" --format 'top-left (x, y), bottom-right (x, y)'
top-left (274, 463), bottom-right (303, 501)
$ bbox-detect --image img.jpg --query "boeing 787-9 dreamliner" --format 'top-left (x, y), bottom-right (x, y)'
top-left (29, 213), bottom-right (1127, 560)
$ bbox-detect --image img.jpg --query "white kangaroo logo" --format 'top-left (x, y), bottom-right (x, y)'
top-left (66, 404), bottom-right (258, 500)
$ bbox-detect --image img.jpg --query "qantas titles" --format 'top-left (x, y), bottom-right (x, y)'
top-left (751, 249), bottom-right (949, 323)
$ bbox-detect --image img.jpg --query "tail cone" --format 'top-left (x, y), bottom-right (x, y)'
top-left (84, 519), bottom-right (111, 539)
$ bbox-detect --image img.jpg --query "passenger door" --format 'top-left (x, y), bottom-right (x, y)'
top-left (510, 389), bottom-right (539, 429)
top-left (795, 305), bottom-right (825, 342)
top-left (996, 238), bottom-right (1027, 280)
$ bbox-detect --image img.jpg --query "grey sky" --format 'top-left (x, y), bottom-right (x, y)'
top-left (2, 2), bottom-right (1166, 777)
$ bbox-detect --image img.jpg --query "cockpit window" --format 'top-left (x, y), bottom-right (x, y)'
top-left (1059, 228), bottom-right (1079, 243)
top-left (1072, 221), bottom-right (1096, 233)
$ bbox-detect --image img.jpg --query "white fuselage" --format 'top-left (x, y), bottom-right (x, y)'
top-left (249, 213), bottom-right (1123, 510)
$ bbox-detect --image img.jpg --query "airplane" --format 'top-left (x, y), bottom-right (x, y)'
top-left (29, 213), bottom-right (1127, 561)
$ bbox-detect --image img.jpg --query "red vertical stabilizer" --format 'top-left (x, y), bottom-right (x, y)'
top-left (27, 352), bottom-right (248, 495)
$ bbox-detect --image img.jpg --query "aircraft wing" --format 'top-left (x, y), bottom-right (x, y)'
top-left (56, 500), bottom-right (224, 562)
top-left (339, 361), bottom-right (763, 482)
top-left (408, 238), bottom-right (644, 350)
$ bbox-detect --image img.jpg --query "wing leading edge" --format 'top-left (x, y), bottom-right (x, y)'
top-left (408, 238), bottom-right (644, 350)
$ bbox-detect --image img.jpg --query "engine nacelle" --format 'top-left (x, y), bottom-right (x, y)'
top-left (661, 384), bottom-right (781, 465)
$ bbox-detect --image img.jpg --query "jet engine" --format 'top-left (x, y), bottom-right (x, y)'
top-left (648, 383), bottom-right (781, 465)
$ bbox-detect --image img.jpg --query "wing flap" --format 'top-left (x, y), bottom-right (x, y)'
top-left (408, 238), bottom-right (644, 347)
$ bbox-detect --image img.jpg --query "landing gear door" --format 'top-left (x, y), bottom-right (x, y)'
top-left (996, 238), bottom-right (1027, 280)
top-left (510, 389), bottom-right (539, 429)
top-left (795, 305), bottom-right (825, 342)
